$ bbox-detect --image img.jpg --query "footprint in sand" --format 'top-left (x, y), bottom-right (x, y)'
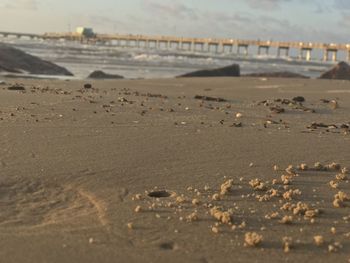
top-left (0, 177), bottom-right (108, 231)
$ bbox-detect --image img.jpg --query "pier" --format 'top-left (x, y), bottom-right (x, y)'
top-left (1, 30), bottom-right (350, 62)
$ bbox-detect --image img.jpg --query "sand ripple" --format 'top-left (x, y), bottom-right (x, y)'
top-left (0, 177), bottom-right (108, 230)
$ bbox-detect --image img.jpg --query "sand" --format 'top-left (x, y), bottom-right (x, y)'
top-left (0, 77), bottom-right (349, 263)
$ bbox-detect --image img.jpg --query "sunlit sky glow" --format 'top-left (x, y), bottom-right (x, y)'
top-left (1, 0), bottom-right (350, 43)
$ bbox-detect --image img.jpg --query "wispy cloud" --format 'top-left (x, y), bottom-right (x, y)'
top-left (4, 0), bottom-right (38, 10)
top-left (334, 0), bottom-right (350, 9)
top-left (142, 0), bottom-right (198, 20)
top-left (245, 0), bottom-right (292, 10)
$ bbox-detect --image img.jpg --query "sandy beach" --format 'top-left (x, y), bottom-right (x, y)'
top-left (0, 76), bottom-right (349, 262)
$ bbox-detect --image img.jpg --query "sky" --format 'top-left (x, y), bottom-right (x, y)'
top-left (0, 0), bottom-right (350, 44)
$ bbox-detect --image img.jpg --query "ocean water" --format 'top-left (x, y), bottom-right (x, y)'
top-left (0, 36), bottom-right (336, 79)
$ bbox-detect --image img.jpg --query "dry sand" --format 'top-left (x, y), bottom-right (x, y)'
top-left (0, 77), bottom-right (349, 263)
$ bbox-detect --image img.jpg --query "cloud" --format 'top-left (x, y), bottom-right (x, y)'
top-left (245, 0), bottom-right (292, 10)
top-left (142, 0), bottom-right (198, 20)
top-left (334, 0), bottom-right (350, 9)
top-left (4, 0), bottom-right (38, 10)
top-left (127, 0), bottom-right (346, 43)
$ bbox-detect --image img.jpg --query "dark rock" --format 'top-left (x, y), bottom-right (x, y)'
top-left (0, 43), bottom-right (73, 76)
top-left (88, 70), bottom-right (124, 79)
top-left (244, 71), bottom-right (309, 79)
top-left (84, 83), bottom-right (92, 89)
top-left (319, 61), bottom-right (350, 80)
top-left (177, 64), bottom-right (240, 78)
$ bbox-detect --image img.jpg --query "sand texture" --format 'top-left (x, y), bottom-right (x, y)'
top-left (0, 77), bottom-right (349, 262)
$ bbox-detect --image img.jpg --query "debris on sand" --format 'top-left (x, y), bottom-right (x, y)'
top-left (292, 96), bottom-right (305, 102)
top-left (186, 212), bottom-right (199, 222)
top-left (320, 98), bottom-right (340, 110)
top-left (249, 178), bottom-right (267, 191)
top-left (329, 100), bottom-right (339, 110)
top-left (244, 232), bottom-right (263, 247)
top-left (259, 97), bottom-right (315, 113)
top-left (8, 84), bottom-right (25, 91)
top-left (328, 242), bottom-right (342, 253)
top-left (333, 191), bottom-right (349, 208)
top-left (244, 71), bottom-right (309, 79)
top-left (220, 179), bottom-right (234, 195)
top-left (270, 106), bottom-right (285, 114)
top-left (130, 161), bottom-right (350, 255)
top-left (282, 237), bottom-right (293, 253)
top-left (280, 215), bottom-right (293, 224)
top-left (212, 193), bottom-right (221, 201)
top-left (270, 106), bottom-right (286, 114)
top-left (84, 83), bottom-right (92, 89)
top-left (192, 198), bottom-right (200, 206)
top-left (210, 207), bottom-right (233, 224)
top-left (194, 95), bottom-right (227, 102)
top-left (307, 122), bottom-right (350, 133)
top-left (148, 190), bottom-right (171, 198)
top-left (145, 93), bottom-right (168, 99)
top-left (307, 122), bottom-right (338, 130)
top-left (211, 226), bottom-right (220, 234)
top-left (230, 122), bottom-right (243, 127)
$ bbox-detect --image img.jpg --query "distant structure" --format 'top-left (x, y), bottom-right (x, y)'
top-left (75, 27), bottom-right (95, 38)
top-left (0, 28), bottom-right (349, 62)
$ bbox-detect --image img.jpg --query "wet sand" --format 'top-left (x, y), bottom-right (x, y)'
top-left (0, 77), bottom-right (349, 263)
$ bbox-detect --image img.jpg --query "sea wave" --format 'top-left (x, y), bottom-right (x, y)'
top-left (0, 36), bottom-right (334, 79)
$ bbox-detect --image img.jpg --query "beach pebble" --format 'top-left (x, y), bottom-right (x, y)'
top-left (192, 199), bottom-right (200, 205)
top-left (329, 100), bottom-right (339, 110)
top-left (331, 227), bottom-right (336, 234)
top-left (211, 226), bottom-right (219, 234)
top-left (313, 235), bottom-right (324, 246)
top-left (212, 193), bottom-right (221, 201)
top-left (328, 242), bottom-right (342, 253)
top-left (236, 113), bottom-right (243, 118)
top-left (280, 215), bottom-right (293, 224)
